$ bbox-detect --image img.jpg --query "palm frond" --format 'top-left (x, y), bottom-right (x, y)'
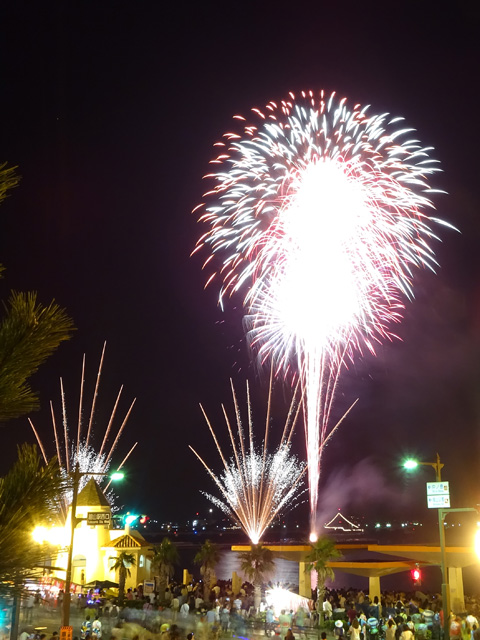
top-left (0, 444), bottom-right (67, 596)
top-left (0, 292), bottom-right (75, 421)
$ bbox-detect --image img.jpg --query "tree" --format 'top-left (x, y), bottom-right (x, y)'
top-left (237, 543), bottom-right (275, 610)
top-left (0, 162), bottom-right (19, 206)
top-left (110, 551), bottom-right (136, 604)
top-left (305, 536), bottom-right (341, 619)
top-left (0, 292), bottom-right (75, 421)
top-left (0, 444), bottom-right (67, 597)
top-left (0, 163), bottom-right (74, 422)
top-left (194, 539), bottom-right (221, 601)
top-left (151, 537), bottom-right (179, 601)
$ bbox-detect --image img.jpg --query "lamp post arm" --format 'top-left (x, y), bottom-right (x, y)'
top-left (418, 454), bottom-right (444, 481)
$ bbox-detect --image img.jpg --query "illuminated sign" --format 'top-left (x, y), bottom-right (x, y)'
top-left (87, 512), bottom-right (111, 526)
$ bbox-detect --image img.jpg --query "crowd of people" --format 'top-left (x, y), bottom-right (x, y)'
top-left (15, 583), bottom-right (480, 640)
top-left (319, 587), bottom-right (480, 640)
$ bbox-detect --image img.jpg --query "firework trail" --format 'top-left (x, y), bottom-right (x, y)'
top-left (29, 342), bottom-right (137, 520)
top-left (190, 378), bottom-right (306, 544)
top-left (194, 90), bottom-right (450, 537)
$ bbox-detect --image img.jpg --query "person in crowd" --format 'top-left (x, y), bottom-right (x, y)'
top-left (450, 616), bottom-right (462, 640)
top-left (81, 615), bottom-right (92, 640)
top-left (323, 597), bottom-right (333, 621)
top-left (386, 618), bottom-right (397, 640)
top-left (221, 604), bottom-right (230, 634)
top-left (348, 618), bottom-right (361, 640)
top-left (400, 622), bottom-right (414, 640)
top-left (179, 601), bottom-right (189, 619)
top-left (171, 594), bottom-right (180, 622)
top-left (91, 615), bottom-right (101, 639)
top-left (265, 605), bottom-right (275, 636)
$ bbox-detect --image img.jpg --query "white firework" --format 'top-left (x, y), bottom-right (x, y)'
top-left (190, 378), bottom-right (306, 544)
top-left (29, 342), bottom-right (137, 520)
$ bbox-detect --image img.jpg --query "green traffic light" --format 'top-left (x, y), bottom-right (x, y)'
top-left (403, 459), bottom-right (419, 470)
top-left (124, 513), bottom-right (139, 526)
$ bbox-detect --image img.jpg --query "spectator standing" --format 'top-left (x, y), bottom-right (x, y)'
top-left (171, 595), bottom-right (180, 622)
top-left (323, 598), bottom-right (333, 621)
top-left (92, 616), bottom-right (102, 639)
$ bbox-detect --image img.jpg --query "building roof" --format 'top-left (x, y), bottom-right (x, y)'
top-left (77, 478), bottom-right (111, 507)
top-left (231, 543), bottom-right (479, 570)
top-left (105, 531), bottom-right (150, 549)
top-left (325, 511), bottom-right (363, 532)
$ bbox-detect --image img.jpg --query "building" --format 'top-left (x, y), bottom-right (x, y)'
top-left (49, 479), bottom-right (153, 594)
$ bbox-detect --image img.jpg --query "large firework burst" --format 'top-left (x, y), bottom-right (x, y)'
top-left (190, 379), bottom-right (306, 544)
top-left (29, 342), bottom-right (137, 520)
top-left (194, 90), bottom-right (450, 537)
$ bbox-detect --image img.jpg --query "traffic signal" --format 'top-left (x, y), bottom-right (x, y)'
top-left (411, 565), bottom-right (422, 586)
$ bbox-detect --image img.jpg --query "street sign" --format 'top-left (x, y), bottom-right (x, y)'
top-left (427, 494), bottom-right (451, 509)
top-left (87, 512), bottom-right (111, 526)
top-left (427, 481), bottom-right (450, 496)
top-left (60, 627), bottom-right (73, 640)
top-left (144, 580), bottom-right (155, 594)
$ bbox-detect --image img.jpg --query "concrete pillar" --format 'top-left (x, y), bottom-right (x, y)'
top-left (299, 562), bottom-right (311, 598)
top-left (368, 576), bottom-right (381, 603)
top-left (448, 567), bottom-right (465, 613)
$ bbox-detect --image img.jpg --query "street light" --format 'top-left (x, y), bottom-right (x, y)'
top-left (403, 455), bottom-right (477, 640)
top-left (403, 452), bottom-right (444, 481)
top-left (62, 464), bottom-right (124, 628)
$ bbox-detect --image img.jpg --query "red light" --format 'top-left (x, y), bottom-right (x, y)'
top-left (411, 567), bottom-right (421, 583)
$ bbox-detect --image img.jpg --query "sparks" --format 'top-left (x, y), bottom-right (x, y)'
top-left (190, 379), bottom-right (306, 544)
top-left (195, 90), bottom-right (451, 536)
top-left (29, 342), bottom-right (137, 520)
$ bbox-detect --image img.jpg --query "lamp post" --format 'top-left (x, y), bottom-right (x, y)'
top-left (62, 464), bottom-right (124, 627)
top-left (403, 455), bottom-right (477, 640)
top-left (403, 452), bottom-right (444, 481)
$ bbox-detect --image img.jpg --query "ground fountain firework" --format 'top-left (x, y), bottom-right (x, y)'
top-left (29, 342), bottom-right (137, 520)
top-left (190, 379), bottom-right (306, 544)
top-left (194, 90), bottom-right (451, 538)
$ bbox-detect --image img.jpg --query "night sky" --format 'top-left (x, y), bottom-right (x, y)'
top-left (1, 2), bottom-right (479, 530)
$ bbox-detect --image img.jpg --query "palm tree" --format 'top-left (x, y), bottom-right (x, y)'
top-left (0, 443), bottom-right (67, 595)
top-left (305, 536), bottom-right (341, 620)
top-left (0, 443), bottom-right (67, 639)
top-left (194, 539), bottom-right (221, 601)
top-left (0, 292), bottom-right (74, 422)
top-left (237, 544), bottom-right (275, 610)
top-left (151, 537), bottom-right (179, 601)
top-left (0, 162), bottom-right (19, 206)
top-left (0, 163), bottom-right (74, 423)
top-left (111, 551), bottom-right (136, 604)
